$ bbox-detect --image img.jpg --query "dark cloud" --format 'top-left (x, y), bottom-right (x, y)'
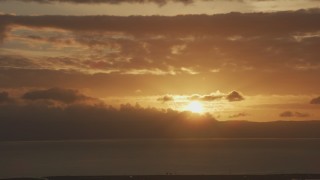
top-left (22, 87), bottom-right (94, 103)
top-left (225, 91), bottom-right (244, 102)
top-left (2, 0), bottom-right (318, 6)
top-left (0, 0), bottom-right (194, 6)
top-left (0, 55), bottom-right (38, 69)
top-left (310, 96), bottom-right (320, 104)
top-left (2, 0), bottom-right (280, 6)
top-left (21, 34), bottom-right (76, 45)
top-left (157, 95), bottom-right (174, 103)
top-left (280, 111), bottom-right (295, 117)
top-left (0, 14), bottom-right (11, 43)
top-left (229, 112), bottom-right (248, 118)
top-left (1, 10), bottom-right (319, 75)
top-left (1, 10), bottom-right (320, 37)
top-left (0, 25), bottom-right (5, 42)
top-left (279, 111), bottom-right (310, 118)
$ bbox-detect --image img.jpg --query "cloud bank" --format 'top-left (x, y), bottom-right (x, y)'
top-left (1, 10), bottom-right (320, 37)
top-left (22, 87), bottom-right (94, 103)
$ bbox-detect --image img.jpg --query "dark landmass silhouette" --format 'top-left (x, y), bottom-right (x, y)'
top-left (1, 102), bottom-right (320, 141)
top-left (0, 88), bottom-right (320, 141)
top-left (3, 174), bottom-right (320, 180)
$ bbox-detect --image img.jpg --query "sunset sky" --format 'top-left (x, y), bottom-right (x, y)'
top-left (1, 0), bottom-right (320, 121)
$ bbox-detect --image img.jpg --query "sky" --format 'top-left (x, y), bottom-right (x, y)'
top-left (0, 0), bottom-right (320, 122)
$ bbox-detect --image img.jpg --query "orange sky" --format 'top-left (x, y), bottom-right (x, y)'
top-left (0, 0), bottom-right (320, 121)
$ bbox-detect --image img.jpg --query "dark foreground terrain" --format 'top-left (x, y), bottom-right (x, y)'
top-left (3, 174), bottom-right (320, 180)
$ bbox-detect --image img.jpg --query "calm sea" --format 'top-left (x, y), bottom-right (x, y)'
top-left (1, 139), bottom-right (320, 178)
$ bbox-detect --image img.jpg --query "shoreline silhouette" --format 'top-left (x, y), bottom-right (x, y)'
top-left (3, 174), bottom-right (320, 180)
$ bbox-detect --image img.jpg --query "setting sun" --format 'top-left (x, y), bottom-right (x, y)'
top-left (186, 101), bottom-right (204, 113)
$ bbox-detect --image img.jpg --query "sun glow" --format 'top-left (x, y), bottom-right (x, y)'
top-left (185, 101), bottom-right (204, 113)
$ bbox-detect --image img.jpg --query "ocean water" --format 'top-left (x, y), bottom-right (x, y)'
top-left (1, 139), bottom-right (320, 178)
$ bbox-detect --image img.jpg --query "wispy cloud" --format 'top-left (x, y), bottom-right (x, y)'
top-left (229, 112), bottom-right (248, 118)
top-left (157, 91), bottom-right (245, 103)
top-left (279, 111), bottom-right (310, 118)
top-left (157, 95), bottom-right (174, 103)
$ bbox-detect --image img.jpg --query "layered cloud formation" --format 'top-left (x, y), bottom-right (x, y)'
top-left (1, 9), bottom-right (320, 76)
top-left (22, 88), bottom-right (94, 103)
